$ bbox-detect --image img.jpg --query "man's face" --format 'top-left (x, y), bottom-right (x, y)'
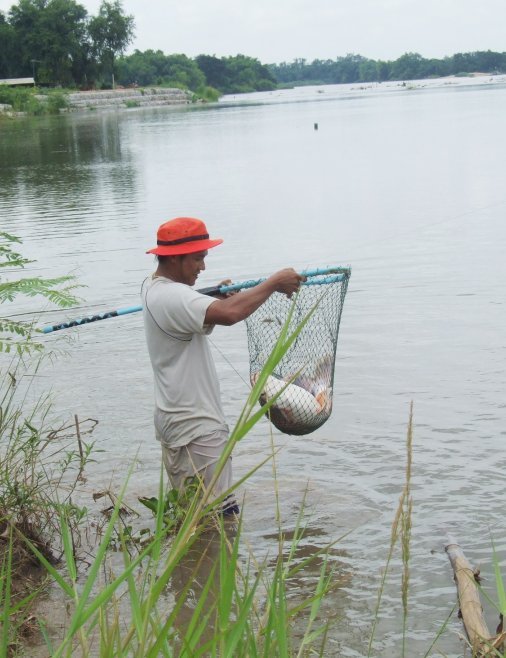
top-left (179, 251), bottom-right (208, 286)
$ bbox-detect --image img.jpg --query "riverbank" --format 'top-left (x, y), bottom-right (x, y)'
top-left (65, 87), bottom-right (193, 110)
top-left (0, 86), bottom-right (198, 118)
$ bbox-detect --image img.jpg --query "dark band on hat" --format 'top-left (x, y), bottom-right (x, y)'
top-left (157, 233), bottom-right (209, 246)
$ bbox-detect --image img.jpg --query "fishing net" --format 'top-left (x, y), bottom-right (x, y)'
top-left (245, 269), bottom-right (351, 436)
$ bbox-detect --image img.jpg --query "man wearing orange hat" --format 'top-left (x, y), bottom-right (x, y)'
top-left (143, 217), bottom-right (304, 514)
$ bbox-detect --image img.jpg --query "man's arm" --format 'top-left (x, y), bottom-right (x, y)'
top-left (204, 268), bottom-right (305, 326)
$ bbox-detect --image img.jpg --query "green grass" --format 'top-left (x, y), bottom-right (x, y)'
top-left (0, 357), bottom-right (96, 652)
top-left (18, 470), bottom-right (336, 656)
top-left (0, 87), bottom-right (70, 115)
top-left (194, 85), bottom-right (221, 102)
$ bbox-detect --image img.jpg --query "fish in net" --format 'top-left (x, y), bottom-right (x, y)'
top-left (246, 269), bottom-right (351, 435)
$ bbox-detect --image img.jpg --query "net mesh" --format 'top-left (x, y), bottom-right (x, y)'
top-left (245, 271), bottom-right (350, 435)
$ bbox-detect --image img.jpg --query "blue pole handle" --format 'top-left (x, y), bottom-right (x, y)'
top-left (41, 265), bottom-right (350, 334)
top-left (217, 266), bottom-right (349, 293)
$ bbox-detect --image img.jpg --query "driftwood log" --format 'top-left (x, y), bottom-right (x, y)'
top-left (445, 535), bottom-right (505, 656)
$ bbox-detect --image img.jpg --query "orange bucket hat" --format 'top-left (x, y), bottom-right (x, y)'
top-left (146, 217), bottom-right (223, 256)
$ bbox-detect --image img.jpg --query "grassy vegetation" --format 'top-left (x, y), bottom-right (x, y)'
top-left (0, 356), bottom-right (97, 652)
top-left (194, 85), bottom-right (221, 102)
top-left (0, 87), bottom-right (70, 116)
top-left (0, 84), bottom-right (219, 118)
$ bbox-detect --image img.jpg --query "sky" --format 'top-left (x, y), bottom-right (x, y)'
top-left (1, 0), bottom-right (505, 64)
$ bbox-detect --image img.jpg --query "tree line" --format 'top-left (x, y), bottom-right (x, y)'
top-left (1, 0), bottom-right (505, 93)
top-left (0, 0), bottom-right (134, 87)
top-left (116, 51), bottom-right (276, 94)
top-left (117, 50), bottom-right (506, 93)
top-left (270, 51), bottom-right (506, 85)
top-left (0, 0), bottom-right (276, 93)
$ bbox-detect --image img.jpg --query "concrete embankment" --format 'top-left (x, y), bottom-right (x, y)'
top-left (0, 87), bottom-right (194, 117)
top-left (66, 87), bottom-right (193, 110)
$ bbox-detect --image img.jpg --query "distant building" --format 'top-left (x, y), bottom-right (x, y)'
top-left (0, 78), bottom-right (35, 86)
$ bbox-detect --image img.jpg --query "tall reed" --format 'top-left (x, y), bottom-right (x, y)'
top-left (0, 354), bottom-right (96, 652)
top-left (367, 405), bottom-right (413, 657)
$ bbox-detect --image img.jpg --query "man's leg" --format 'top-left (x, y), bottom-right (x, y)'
top-left (162, 430), bottom-right (239, 515)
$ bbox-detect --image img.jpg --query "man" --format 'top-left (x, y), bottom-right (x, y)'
top-left (142, 216), bottom-right (304, 514)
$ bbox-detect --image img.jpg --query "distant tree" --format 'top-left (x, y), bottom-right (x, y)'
top-left (450, 52), bottom-right (470, 75)
top-left (270, 49), bottom-right (506, 88)
top-left (307, 59), bottom-right (333, 84)
top-left (2, 4), bottom-right (505, 94)
top-left (117, 50), bottom-right (205, 89)
top-left (389, 52), bottom-right (425, 80)
top-left (225, 54), bottom-right (276, 92)
top-left (8, 0), bottom-right (89, 85)
top-left (376, 60), bottom-right (391, 82)
top-left (270, 58), bottom-right (318, 84)
top-left (470, 50), bottom-right (506, 73)
top-left (336, 54), bottom-right (366, 83)
top-left (291, 58), bottom-right (308, 80)
top-left (0, 12), bottom-right (18, 78)
top-left (195, 54), bottom-right (275, 93)
top-left (88, 0), bottom-right (134, 87)
top-left (6, 0), bottom-right (42, 79)
top-left (116, 48), bottom-right (159, 86)
top-left (269, 61), bottom-right (289, 83)
top-left (358, 58), bottom-right (379, 82)
top-left (426, 57), bottom-right (450, 78)
top-left (195, 54), bottom-right (231, 91)
top-left (159, 53), bottom-right (205, 89)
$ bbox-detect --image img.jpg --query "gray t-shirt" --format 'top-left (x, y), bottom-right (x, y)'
top-left (142, 275), bottom-right (228, 447)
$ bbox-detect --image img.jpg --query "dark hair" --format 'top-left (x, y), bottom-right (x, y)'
top-left (156, 254), bottom-right (184, 264)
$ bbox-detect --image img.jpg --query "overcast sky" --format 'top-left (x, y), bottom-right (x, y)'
top-left (1, 0), bottom-right (505, 64)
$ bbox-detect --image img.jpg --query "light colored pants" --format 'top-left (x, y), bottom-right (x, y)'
top-left (161, 430), bottom-right (237, 512)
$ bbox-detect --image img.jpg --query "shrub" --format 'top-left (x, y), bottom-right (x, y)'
top-left (45, 91), bottom-right (69, 114)
top-left (195, 85), bottom-right (221, 102)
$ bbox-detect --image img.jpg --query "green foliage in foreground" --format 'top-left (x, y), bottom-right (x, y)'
top-left (0, 361), bottom-right (93, 550)
top-left (0, 358), bottom-right (96, 653)
top-left (14, 481), bottom-right (335, 656)
top-left (138, 477), bottom-right (200, 531)
top-left (0, 232), bottom-right (81, 353)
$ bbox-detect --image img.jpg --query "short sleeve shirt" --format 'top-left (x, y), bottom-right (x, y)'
top-left (142, 275), bottom-right (228, 447)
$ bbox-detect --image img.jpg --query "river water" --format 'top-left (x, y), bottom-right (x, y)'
top-left (1, 76), bottom-right (506, 656)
